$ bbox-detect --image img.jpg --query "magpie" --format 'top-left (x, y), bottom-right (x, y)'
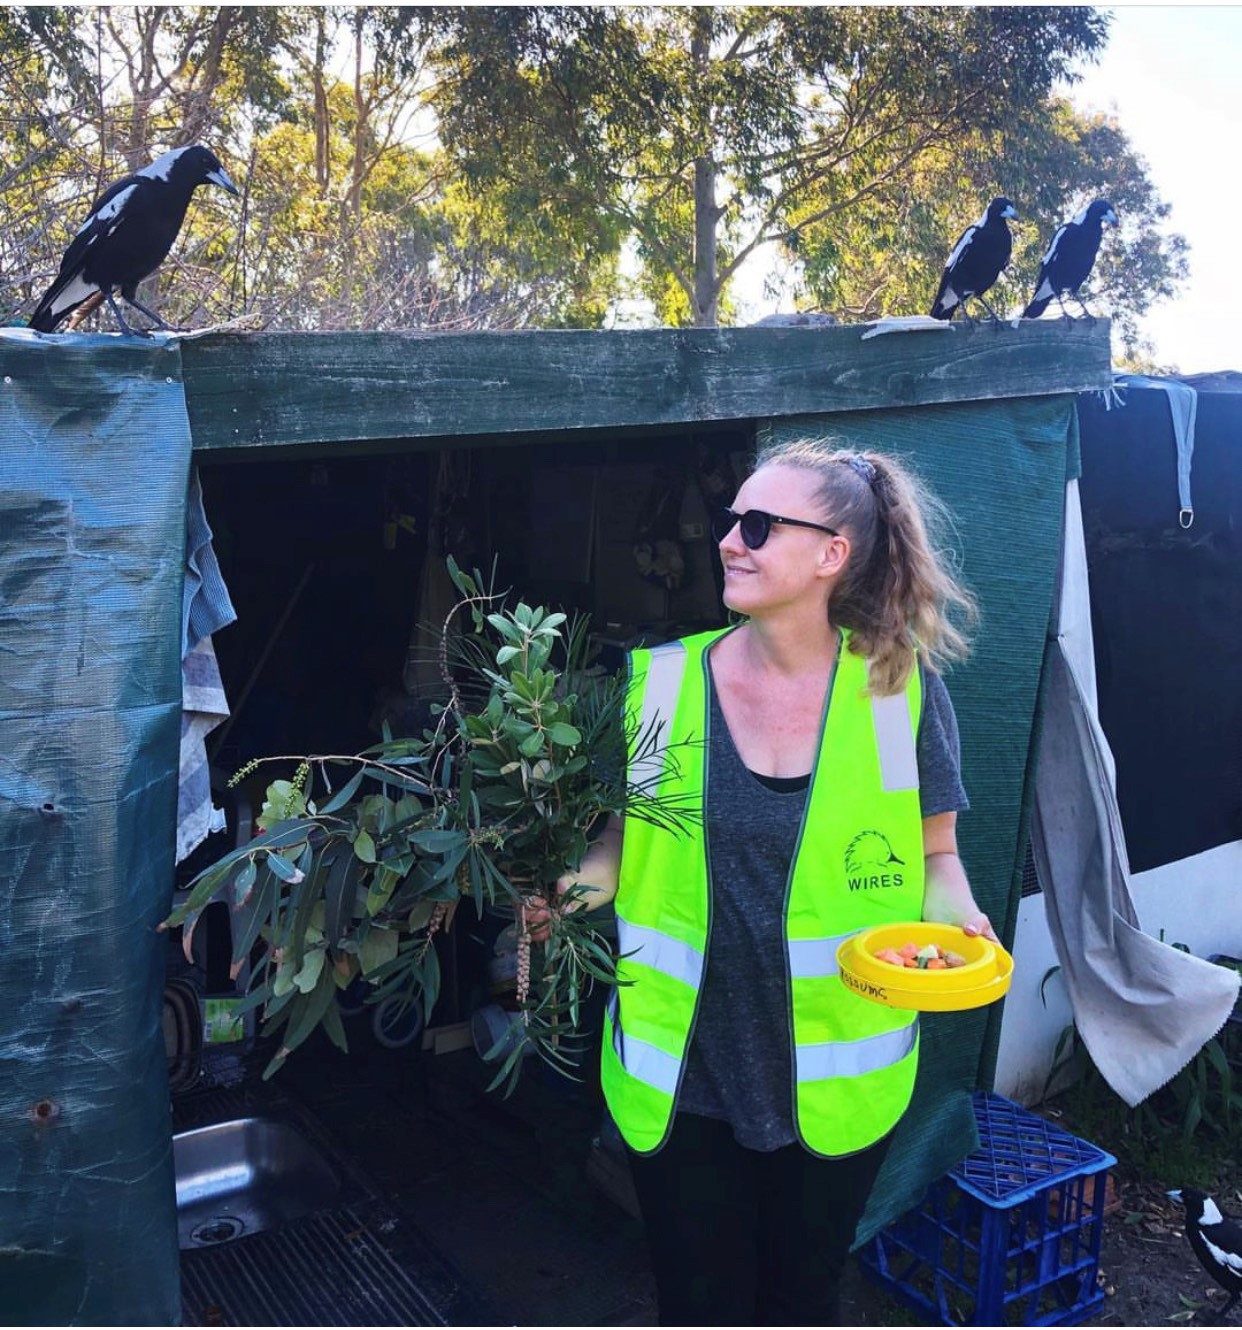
top-left (29, 145), bottom-right (239, 336)
top-left (1023, 199), bottom-right (1119, 320)
top-left (929, 196), bottom-right (1018, 322)
top-left (1167, 1187), bottom-right (1242, 1320)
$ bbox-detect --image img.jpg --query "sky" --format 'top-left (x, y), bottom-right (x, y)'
top-left (1066, 6), bottom-right (1242, 373)
top-left (733, 5), bottom-right (1241, 374)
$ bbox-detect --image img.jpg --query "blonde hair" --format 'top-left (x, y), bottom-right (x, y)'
top-left (751, 436), bottom-right (977, 694)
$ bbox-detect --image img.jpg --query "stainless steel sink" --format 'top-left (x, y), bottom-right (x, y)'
top-left (174, 1116), bottom-right (341, 1249)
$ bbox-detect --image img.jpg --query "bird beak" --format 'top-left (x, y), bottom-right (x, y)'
top-left (1105, 210), bottom-right (1119, 227)
top-left (1003, 205), bottom-right (1018, 220)
top-left (1166, 1188), bottom-right (1183, 1201)
top-left (208, 167), bottom-right (240, 197)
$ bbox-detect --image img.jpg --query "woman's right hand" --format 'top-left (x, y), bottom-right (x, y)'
top-left (524, 874), bottom-right (583, 944)
top-left (523, 814), bottom-right (624, 943)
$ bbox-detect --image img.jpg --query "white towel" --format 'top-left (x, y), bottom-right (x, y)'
top-left (1030, 485), bottom-right (1237, 1106)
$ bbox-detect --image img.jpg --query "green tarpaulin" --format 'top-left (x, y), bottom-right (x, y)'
top-left (0, 322), bottom-right (1078, 1318)
top-left (0, 332), bottom-right (188, 1325)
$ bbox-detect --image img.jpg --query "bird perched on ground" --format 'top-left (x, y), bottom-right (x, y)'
top-left (29, 144), bottom-right (239, 336)
top-left (1167, 1187), bottom-right (1242, 1320)
top-left (929, 196), bottom-right (1018, 322)
top-left (1023, 199), bottom-right (1119, 320)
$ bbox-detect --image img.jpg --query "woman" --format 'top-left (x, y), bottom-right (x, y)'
top-left (533, 438), bottom-right (995, 1326)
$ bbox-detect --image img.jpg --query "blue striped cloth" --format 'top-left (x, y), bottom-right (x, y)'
top-left (177, 469), bottom-right (237, 863)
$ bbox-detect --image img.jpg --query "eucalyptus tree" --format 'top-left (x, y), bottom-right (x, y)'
top-left (431, 6), bottom-right (1116, 326)
top-left (790, 97), bottom-right (1188, 358)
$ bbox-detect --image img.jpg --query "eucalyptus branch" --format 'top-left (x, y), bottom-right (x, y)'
top-left (163, 560), bottom-right (697, 1088)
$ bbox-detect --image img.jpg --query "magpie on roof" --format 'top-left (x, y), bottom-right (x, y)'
top-left (28, 144), bottom-right (239, 336)
top-left (929, 197), bottom-right (1018, 323)
top-left (1023, 199), bottom-right (1119, 320)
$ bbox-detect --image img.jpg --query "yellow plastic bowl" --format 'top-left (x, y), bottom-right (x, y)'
top-left (836, 922), bottom-right (1013, 1012)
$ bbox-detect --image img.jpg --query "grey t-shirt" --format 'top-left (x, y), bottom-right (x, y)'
top-left (676, 654), bottom-right (968, 1150)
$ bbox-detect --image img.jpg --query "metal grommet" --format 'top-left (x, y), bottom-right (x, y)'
top-left (3, 376), bottom-right (11, 385)
top-left (1178, 508), bottom-right (1194, 530)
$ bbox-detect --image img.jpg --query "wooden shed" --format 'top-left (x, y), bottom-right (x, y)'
top-left (0, 319), bottom-right (1111, 1324)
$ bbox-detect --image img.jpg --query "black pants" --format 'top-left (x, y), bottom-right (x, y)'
top-left (626, 1112), bottom-right (890, 1327)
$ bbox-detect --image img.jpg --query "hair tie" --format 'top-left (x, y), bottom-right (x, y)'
top-left (845, 454), bottom-right (877, 485)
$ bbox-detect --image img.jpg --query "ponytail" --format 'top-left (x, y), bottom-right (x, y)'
top-left (751, 437), bottom-right (977, 694)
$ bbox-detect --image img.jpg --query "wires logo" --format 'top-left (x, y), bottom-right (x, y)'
top-left (845, 830), bottom-right (905, 891)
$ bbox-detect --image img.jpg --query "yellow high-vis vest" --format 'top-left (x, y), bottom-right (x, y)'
top-left (600, 626), bottom-right (925, 1156)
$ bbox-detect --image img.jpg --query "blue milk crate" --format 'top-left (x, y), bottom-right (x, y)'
top-left (860, 1092), bottom-right (1117, 1326)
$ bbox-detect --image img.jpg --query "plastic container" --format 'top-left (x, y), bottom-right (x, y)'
top-left (470, 1003), bottom-right (535, 1062)
top-left (860, 1091), bottom-right (1116, 1326)
top-left (836, 922), bottom-right (1013, 1012)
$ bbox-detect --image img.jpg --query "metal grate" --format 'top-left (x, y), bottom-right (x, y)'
top-left (181, 1204), bottom-right (461, 1327)
top-left (174, 1086), bottom-right (494, 1326)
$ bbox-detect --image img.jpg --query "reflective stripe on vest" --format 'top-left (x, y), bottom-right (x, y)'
top-left (796, 1019), bottom-right (920, 1082)
top-left (603, 626), bottom-right (925, 1157)
top-left (611, 1008), bottom-right (682, 1097)
top-left (629, 640), bottom-right (688, 793)
top-left (871, 690), bottom-right (920, 792)
top-left (787, 930), bottom-right (862, 979)
top-left (616, 916), bottom-right (704, 990)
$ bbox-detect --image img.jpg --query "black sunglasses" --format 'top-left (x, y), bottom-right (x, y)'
top-left (711, 507), bottom-right (839, 550)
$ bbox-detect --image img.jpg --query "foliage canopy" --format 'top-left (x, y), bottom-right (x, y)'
top-left (0, 6), bottom-right (1187, 361)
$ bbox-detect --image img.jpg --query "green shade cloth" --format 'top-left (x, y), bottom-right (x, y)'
top-left (767, 394), bottom-right (1076, 1240)
top-left (0, 335), bottom-right (1077, 1320)
top-left (0, 332), bottom-right (188, 1324)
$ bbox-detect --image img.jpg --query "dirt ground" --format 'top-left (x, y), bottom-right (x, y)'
top-left (1090, 1174), bottom-right (1242, 1327)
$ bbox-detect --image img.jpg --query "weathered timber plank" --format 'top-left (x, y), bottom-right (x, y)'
top-left (181, 320), bottom-right (1112, 452)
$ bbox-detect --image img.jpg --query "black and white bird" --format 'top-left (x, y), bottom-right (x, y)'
top-left (1167, 1187), bottom-right (1242, 1320)
top-left (1023, 199), bottom-right (1119, 320)
top-left (29, 144), bottom-right (239, 335)
top-left (929, 196), bottom-right (1018, 321)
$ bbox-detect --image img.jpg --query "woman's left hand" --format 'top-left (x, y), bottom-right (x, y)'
top-left (922, 816), bottom-right (1001, 946)
top-left (957, 911), bottom-right (1000, 945)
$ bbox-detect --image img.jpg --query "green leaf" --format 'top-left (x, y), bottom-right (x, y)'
top-left (519, 731), bottom-right (544, 758)
top-left (548, 722), bottom-right (581, 746)
top-left (407, 899), bottom-right (437, 930)
top-left (411, 828), bottom-right (464, 853)
top-left (484, 1035), bottom-right (529, 1096)
top-left (1038, 964), bottom-right (1062, 1009)
top-left (359, 927), bottom-right (399, 975)
top-left (353, 829), bottom-right (377, 863)
top-left (293, 947), bottom-right (325, 993)
top-left (281, 966), bottom-right (339, 1057)
top-left (267, 850), bottom-right (304, 882)
top-left (426, 844), bottom-right (469, 887)
top-left (321, 998), bottom-right (349, 1053)
top-left (318, 768), bottom-right (365, 815)
top-left (165, 859), bottom-right (234, 927)
top-left (366, 865), bottom-right (400, 916)
top-left (321, 849), bottom-right (357, 944)
top-left (421, 943), bottom-right (441, 1021)
top-left (233, 858), bottom-right (258, 906)
top-left (231, 868), bottom-right (278, 966)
